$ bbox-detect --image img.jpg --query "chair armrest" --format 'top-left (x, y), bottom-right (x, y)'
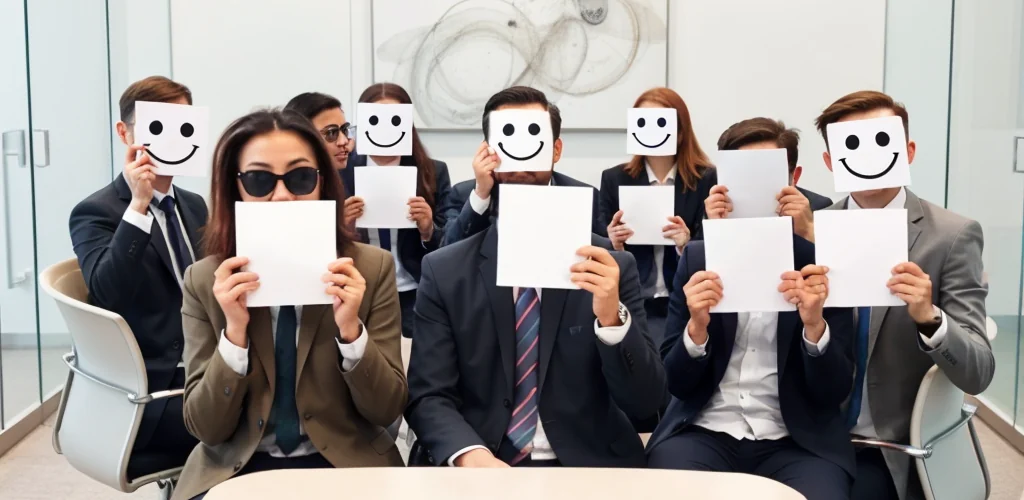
top-left (923, 402), bottom-right (978, 449)
top-left (62, 352), bottom-right (184, 405)
top-left (851, 402), bottom-right (978, 460)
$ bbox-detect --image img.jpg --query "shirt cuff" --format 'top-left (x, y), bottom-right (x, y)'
top-left (448, 445), bottom-right (491, 466)
top-left (122, 206), bottom-right (153, 233)
top-left (469, 189), bottom-right (491, 215)
top-left (336, 321), bottom-right (369, 372)
top-left (218, 330), bottom-right (249, 376)
top-left (802, 322), bottom-right (831, 356)
top-left (593, 304), bottom-right (631, 345)
top-left (920, 310), bottom-right (949, 349)
top-left (682, 326), bottom-right (708, 358)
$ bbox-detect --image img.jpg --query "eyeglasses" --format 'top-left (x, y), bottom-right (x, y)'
top-left (237, 167), bottom-right (320, 197)
top-left (321, 123), bottom-right (354, 143)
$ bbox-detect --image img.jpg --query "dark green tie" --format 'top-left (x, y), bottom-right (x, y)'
top-left (273, 305), bottom-right (301, 454)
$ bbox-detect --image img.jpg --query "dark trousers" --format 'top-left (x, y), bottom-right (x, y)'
top-left (132, 368), bottom-right (197, 461)
top-left (852, 447), bottom-right (899, 500)
top-left (190, 452), bottom-right (331, 499)
top-left (399, 289), bottom-right (416, 338)
top-left (648, 427), bottom-right (851, 500)
top-left (645, 297), bottom-right (669, 348)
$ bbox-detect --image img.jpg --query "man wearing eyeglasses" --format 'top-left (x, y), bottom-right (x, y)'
top-left (285, 92), bottom-right (355, 170)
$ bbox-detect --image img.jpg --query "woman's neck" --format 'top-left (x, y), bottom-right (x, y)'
top-left (369, 155), bottom-right (401, 166)
top-left (646, 155), bottom-right (675, 182)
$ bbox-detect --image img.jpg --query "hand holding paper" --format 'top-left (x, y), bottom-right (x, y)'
top-left (618, 185), bottom-right (674, 246)
top-left (814, 209), bottom-right (908, 307)
top-left (713, 149), bottom-right (790, 219)
top-left (323, 257), bottom-right (366, 342)
top-left (134, 101), bottom-right (210, 177)
top-left (703, 217), bottom-right (796, 312)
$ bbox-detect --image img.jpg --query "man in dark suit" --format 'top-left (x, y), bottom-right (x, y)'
top-left (69, 76), bottom-right (206, 465)
top-left (405, 86), bottom-right (666, 468)
top-left (646, 235), bottom-right (856, 500)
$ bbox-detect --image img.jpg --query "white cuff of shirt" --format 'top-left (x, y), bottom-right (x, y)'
top-left (448, 445), bottom-right (491, 466)
top-left (681, 326), bottom-right (708, 358)
top-left (336, 321), bottom-right (369, 371)
top-left (469, 189), bottom-right (491, 215)
top-left (122, 206), bottom-right (153, 233)
top-left (802, 323), bottom-right (831, 356)
top-left (217, 321), bottom-right (368, 376)
top-left (920, 310), bottom-right (949, 349)
top-left (593, 304), bottom-right (631, 345)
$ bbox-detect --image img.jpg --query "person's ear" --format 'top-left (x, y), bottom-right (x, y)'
top-left (906, 140), bottom-right (917, 165)
top-left (115, 121), bottom-right (131, 146)
top-left (552, 137), bottom-right (563, 164)
top-left (791, 165), bottom-right (803, 186)
top-left (822, 151), bottom-right (833, 172)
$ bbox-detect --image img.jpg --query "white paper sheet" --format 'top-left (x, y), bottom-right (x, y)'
top-left (134, 101), bottom-right (211, 177)
top-left (619, 185), bottom-right (674, 246)
top-left (713, 148), bottom-right (790, 219)
top-left (356, 103), bottom-right (414, 156)
top-left (496, 185), bottom-right (592, 289)
top-left (235, 201), bottom-right (337, 307)
top-left (626, 108), bottom-right (677, 156)
top-left (703, 217), bottom-right (796, 313)
top-left (354, 166), bottom-right (418, 229)
top-left (826, 116), bottom-right (912, 193)
top-left (815, 209), bottom-right (908, 307)
top-left (489, 109), bottom-right (554, 172)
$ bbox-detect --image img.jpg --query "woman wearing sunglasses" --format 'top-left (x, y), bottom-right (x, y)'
top-left (342, 82), bottom-right (451, 339)
top-left (174, 109), bottom-right (406, 500)
top-left (284, 92), bottom-right (354, 170)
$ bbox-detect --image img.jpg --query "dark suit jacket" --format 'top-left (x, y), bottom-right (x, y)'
top-left (798, 186), bottom-right (833, 211)
top-left (441, 172), bottom-right (606, 247)
top-left (646, 236), bottom-right (856, 476)
top-left (598, 164), bottom-right (717, 289)
top-left (69, 174), bottom-right (207, 450)
top-left (406, 226), bottom-right (666, 467)
top-left (340, 154), bottom-right (452, 281)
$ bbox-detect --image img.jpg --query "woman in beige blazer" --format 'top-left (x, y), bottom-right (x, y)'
top-left (174, 109), bottom-right (407, 500)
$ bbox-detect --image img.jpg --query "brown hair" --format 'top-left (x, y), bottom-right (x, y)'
top-left (624, 87), bottom-right (712, 190)
top-left (814, 90), bottom-right (910, 145)
top-left (204, 109), bottom-right (352, 258)
top-left (359, 82), bottom-right (438, 207)
top-left (481, 86), bottom-right (562, 141)
top-left (717, 118), bottom-right (800, 172)
top-left (119, 76), bottom-right (193, 123)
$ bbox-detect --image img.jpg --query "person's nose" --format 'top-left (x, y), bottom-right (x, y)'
top-left (270, 179), bottom-right (296, 201)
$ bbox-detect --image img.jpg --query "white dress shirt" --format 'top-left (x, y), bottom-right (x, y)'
top-left (683, 312), bottom-right (830, 441)
top-left (644, 163), bottom-right (676, 299)
top-left (846, 187), bottom-right (948, 438)
top-left (217, 306), bottom-right (368, 457)
top-left (120, 184), bottom-right (197, 288)
top-left (448, 289), bottom-right (633, 465)
top-left (365, 156), bottom-right (419, 293)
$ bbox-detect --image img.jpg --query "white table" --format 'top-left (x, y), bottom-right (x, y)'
top-left (205, 467), bottom-right (806, 500)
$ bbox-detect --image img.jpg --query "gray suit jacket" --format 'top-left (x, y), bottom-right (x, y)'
top-left (830, 189), bottom-right (994, 500)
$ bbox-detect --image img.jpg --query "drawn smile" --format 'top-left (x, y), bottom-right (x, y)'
top-left (143, 144), bottom-right (199, 165)
top-left (839, 152), bottom-right (899, 180)
top-left (498, 141), bottom-right (544, 161)
top-left (365, 131), bottom-right (406, 148)
top-left (632, 133), bottom-right (671, 149)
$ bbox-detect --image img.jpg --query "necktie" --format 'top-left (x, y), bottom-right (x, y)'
top-left (846, 307), bottom-right (871, 429)
top-left (157, 196), bottom-right (193, 276)
top-left (378, 229), bottom-right (392, 252)
top-left (272, 306), bottom-right (301, 454)
top-left (506, 288), bottom-right (540, 465)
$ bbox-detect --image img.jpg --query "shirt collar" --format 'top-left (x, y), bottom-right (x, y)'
top-left (150, 182), bottom-right (174, 205)
top-left (645, 162), bottom-right (676, 185)
top-left (848, 187), bottom-right (906, 210)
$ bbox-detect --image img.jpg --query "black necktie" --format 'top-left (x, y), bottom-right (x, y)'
top-left (378, 229), bottom-right (392, 252)
top-left (273, 305), bottom-right (301, 454)
top-left (157, 196), bottom-right (193, 276)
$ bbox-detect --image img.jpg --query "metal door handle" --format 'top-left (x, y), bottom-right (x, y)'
top-left (33, 129), bottom-right (49, 167)
top-left (1, 130), bottom-right (29, 288)
top-left (2, 130), bottom-right (26, 168)
top-left (1014, 135), bottom-right (1024, 174)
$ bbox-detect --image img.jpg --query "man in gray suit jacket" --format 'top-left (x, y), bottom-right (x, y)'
top-left (815, 91), bottom-right (994, 500)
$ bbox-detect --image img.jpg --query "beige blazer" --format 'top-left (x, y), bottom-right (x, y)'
top-left (172, 242), bottom-right (407, 500)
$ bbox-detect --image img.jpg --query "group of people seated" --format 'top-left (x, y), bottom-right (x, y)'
top-left (68, 75), bottom-right (994, 500)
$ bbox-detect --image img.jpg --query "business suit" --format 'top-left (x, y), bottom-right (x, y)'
top-left (173, 243), bottom-right (407, 500)
top-left (441, 173), bottom-right (606, 247)
top-left (69, 174), bottom-right (206, 458)
top-left (832, 190), bottom-right (993, 500)
top-left (647, 237), bottom-right (856, 498)
top-left (406, 225), bottom-right (666, 467)
top-left (798, 186), bottom-right (833, 211)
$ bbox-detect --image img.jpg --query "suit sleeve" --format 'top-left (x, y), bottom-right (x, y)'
top-left (660, 245), bottom-right (714, 399)
top-left (591, 187), bottom-right (607, 237)
top-left (69, 199), bottom-right (152, 308)
top-left (598, 169), bottom-right (617, 229)
top-left (441, 196), bottom-right (491, 247)
top-left (922, 220), bottom-right (994, 395)
top-left (594, 251), bottom-right (667, 420)
top-left (181, 265), bottom-right (250, 446)
top-left (425, 161), bottom-right (453, 250)
top-left (405, 257), bottom-right (487, 463)
top-left (690, 168), bottom-right (717, 241)
top-left (800, 307), bottom-right (855, 407)
top-left (342, 254), bottom-right (409, 427)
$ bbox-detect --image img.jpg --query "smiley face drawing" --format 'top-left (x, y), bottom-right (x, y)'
top-left (134, 101), bottom-right (210, 176)
top-left (626, 108), bottom-right (677, 156)
top-left (826, 115), bottom-right (912, 192)
top-left (357, 103), bottom-right (413, 156)
top-left (488, 109), bottom-right (554, 172)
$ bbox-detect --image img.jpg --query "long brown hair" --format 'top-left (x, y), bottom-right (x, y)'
top-left (204, 109), bottom-right (352, 258)
top-left (358, 82), bottom-right (438, 207)
top-left (624, 87), bottom-right (712, 190)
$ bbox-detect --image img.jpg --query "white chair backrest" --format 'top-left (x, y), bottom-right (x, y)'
top-left (39, 258), bottom-right (149, 492)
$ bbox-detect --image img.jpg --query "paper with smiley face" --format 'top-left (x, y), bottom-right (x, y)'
top-left (488, 109), bottom-right (554, 172)
top-left (626, 108), bottom-right (677, 156)
top-left (357, 103), bottom-right (413, 156)
top-left (134, 101), bottom-right (210, 177)
top-left (827, 115), bottom-right (912, 192)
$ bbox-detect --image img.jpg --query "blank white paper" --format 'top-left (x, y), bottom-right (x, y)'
top-left (703, 217), bottom-right (796, 313)
top-left (713, 149), bottom-right (790, 219)
top-left (235, 201), bottom-right (337, 307)
top-left (619, 185), bottom-right (674, 246)
top-left (496, 185), bottom-right (592, 289)
top-left (354, 166), bottom-right (418, 229)
top-left (815, 209), bottom-right (908, 308)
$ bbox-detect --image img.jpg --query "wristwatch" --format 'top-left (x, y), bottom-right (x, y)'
top-left (916, 307), bottom-right (943, 338)
top-left (616, 303), bottom-right (629, 325)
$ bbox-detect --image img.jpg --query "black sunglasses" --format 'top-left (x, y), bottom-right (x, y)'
top-left (320, 123), bottom-right (353, 143)
top-left (237, 167), bottom-right (320, 197)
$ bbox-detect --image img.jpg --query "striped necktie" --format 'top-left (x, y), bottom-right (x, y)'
top-left (506, 287), bottom-right (540, 465)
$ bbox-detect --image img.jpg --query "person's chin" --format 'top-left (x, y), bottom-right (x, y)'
top-left (332, 155), bottom-right (348, 170)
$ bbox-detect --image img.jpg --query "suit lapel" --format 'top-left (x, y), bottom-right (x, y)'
top-left (296, 304), bottom-right (330, 381)
top-left (173, 189), bottom-right (205, 259)
top-left (480, 227), bottom-right (516, 396)
top-left (537, 289), bottom-right (567, 391)
top-left (776, 311), bottom-right (799, 371)
top-left (868, 190), bottom-right (924, 360)
top-left (250, 307), bottom-right (276, 389)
